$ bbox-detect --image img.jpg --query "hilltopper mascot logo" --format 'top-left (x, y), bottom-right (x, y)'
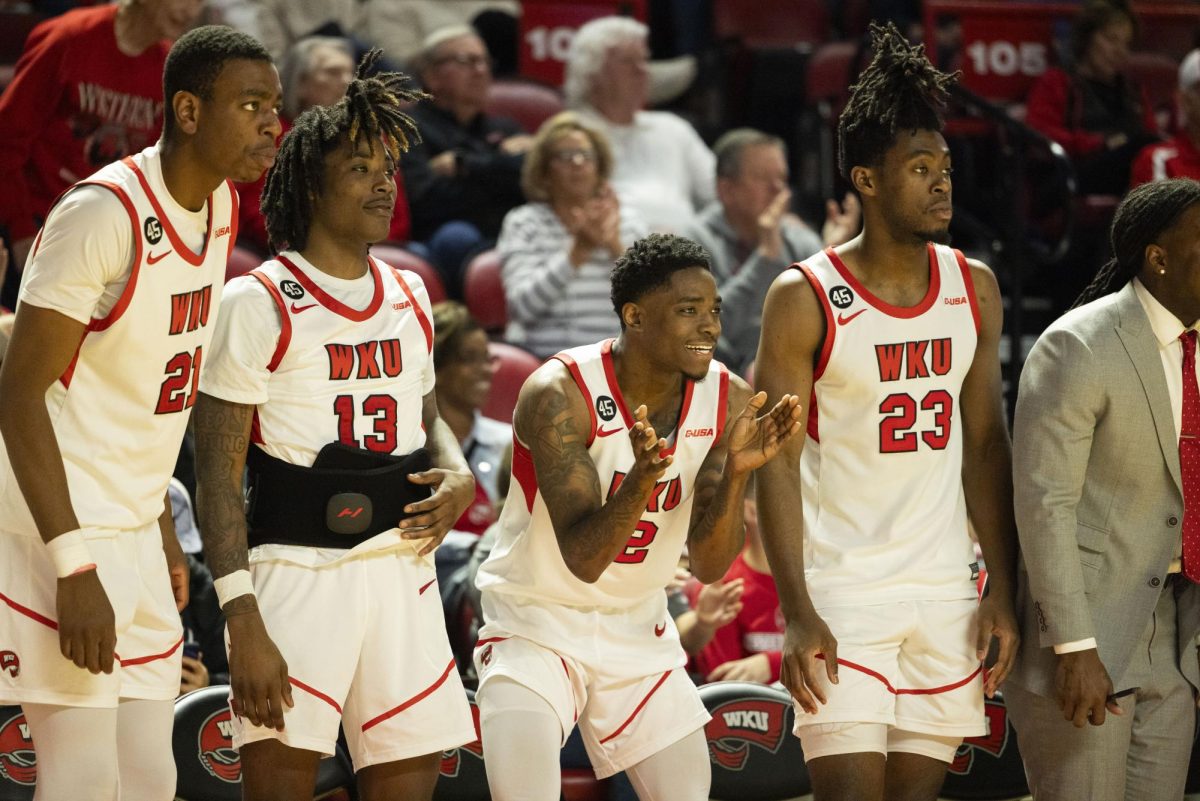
top-left (0, 711), bottom-right (36, 786)
top-left (705, 698), bottom-right (788, 770)
top-left (197, 708), bottom-right (241, 783)
top-left (949, 696), bottom-right (1010, 775)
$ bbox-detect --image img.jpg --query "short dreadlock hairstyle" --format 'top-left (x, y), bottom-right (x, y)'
top-left (1072, 178), bottom-right (1200, 308)
top-left (163, 26), bottom-right (272, 139)
top-left (611, 234), bottom-right (711, 328)
top-left (837, 22), bottom-right (958, 182)
top-left (261, 50), bottom-right (425, 253)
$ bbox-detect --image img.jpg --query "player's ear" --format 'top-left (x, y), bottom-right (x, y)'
top-left (172, 90), bottom-right (201, 137)
top-left (621, 301), bottom-right (643, 331)
top-left (851, 165), bottom-right (876, 198)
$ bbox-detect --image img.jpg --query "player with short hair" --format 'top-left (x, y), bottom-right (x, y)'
top-left (754, 22), bottom-right (1020, 801)
top-left (474, 232), bottom-right (802, 800)
top-left (0, 25), bottom-right (280, 801)
top-left (193, 51), bottom-right (477, 801)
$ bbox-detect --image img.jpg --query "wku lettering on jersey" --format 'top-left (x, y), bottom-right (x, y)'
top-left (605, 471), bottom-right (683, 514)
top-left (168, 286), bottom-right (213, 335)
top-left (326, 339), bottom-right (404, 381)
top-left (875, 338), bottom-right (952, 382)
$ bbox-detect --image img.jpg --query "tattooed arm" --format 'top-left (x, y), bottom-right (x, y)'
top-left (517, 361), bottom-right (669, 583)
top-left (687, 375), bottom-right (802, 583)
top-left (193, 392), bottom-right (292, 731)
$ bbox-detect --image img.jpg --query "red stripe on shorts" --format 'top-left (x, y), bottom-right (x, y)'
top-left (598, 669), bottom-right (672, 744)
top-left (474, 636), bottom-right (510, 649)
top-left (289, 677), bottom-right (343, 714)
top-left (360, 658), bottom-right (456, 732)
top-left (816, 654), bottom-right (983, 695)
top-left (118, 636), bottom-right (184, 667)
top-left (0, 590), bottom-right (58, 630)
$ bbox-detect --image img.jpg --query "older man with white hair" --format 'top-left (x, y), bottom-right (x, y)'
top-left (565, 16), bottom-right (715, 234)
top-left (1131, 49), bottom-right (1200, 186)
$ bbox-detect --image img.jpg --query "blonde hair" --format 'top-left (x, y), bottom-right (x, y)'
top-left (520, 111), bottom-right (614, 202)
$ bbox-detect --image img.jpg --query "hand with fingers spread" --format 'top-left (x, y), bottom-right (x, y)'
top-left (400, 467), bottom-right (476, 556)
top-left (780, 612), bottom-right (839, 715)
top-left (725, 391), bottom-right (803, 475)
top-left (821, 192), bottom-right (861, 248)
top-left (57, 570), bottom-right (117, 675)
top-left (626, 405), bottom-right (673, 488)
top-left (976, 591), bottom-right (1019, 697)
top-left (757, 188), bottom-right (792, 262)
top-left (227, 608), bottom-right (293, 731)
top-left (1055, 648), bottom-right (1121, 727)
top-left (695, 577), bottom-right (744, 629)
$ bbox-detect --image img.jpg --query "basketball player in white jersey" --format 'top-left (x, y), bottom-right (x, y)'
top-left (473, 232), bottom-right (802, 800)
top-left (754, 23), bottom-right (1021, 801)
top-left (0, 26), bottom-right (280, 801)
top-left (193, 52), bottom-right (476, 801)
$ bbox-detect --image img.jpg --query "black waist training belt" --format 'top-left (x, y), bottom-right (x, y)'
top-left (245, 442), bottom-right (432, 548)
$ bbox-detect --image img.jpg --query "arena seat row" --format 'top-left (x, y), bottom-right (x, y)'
top-left (0, 682), bottom-right (1044, 800)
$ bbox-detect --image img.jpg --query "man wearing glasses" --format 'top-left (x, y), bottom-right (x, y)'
top-left (403, 25), bottom-right (531, 296)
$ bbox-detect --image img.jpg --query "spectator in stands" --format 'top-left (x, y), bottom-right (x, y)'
top-left (565, 16), bottom-right (716, 234)
top-left (1131, 49), bottom-right (1200, 185)
top-left (675, 570), bottom-right (744, 660)
top-left (1025, 0), bottom-right (1160, 195)
top-left (403, 25), bottom-right (530, 295)
top-left (0, 0), bottom-right (204, 290)
top-left (686, 492), bottom-right (784, 683)
top-left (432, 301), bottom-right (511, 535)
top-left (683, 129), bottom-right (860, 375)
top-left (236, 35), bottom-right (411, 254)
top-left (499, 112), bottom-right (646, 358)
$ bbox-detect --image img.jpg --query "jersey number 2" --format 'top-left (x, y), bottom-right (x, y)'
top-left (614, 520), bottom-right (659, 564)
top-left (333, 394), bottom-right (398, 453)
top-left (879, 390), bottom-right (952, 453)
top-left (155, 347), bottom-right (202, 414)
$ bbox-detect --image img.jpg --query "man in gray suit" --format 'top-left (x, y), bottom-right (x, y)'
top-left (1008, 178), bottom-right (1200, 801)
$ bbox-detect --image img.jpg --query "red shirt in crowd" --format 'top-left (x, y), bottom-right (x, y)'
top-left (1130, 133), bottom-right (1200, 186)
top-left (0, 5), bottom-right (170, 242)
top-left (688, 552), bottom-right (785, 683)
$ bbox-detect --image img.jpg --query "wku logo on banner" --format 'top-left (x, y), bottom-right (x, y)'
top-left (949, 697), bottom-right (1009, 775)
top-left (704, 698), bottom-right (788, 771)
top-left (0, 711), bottom-right (36, 786)
top-left (440, 702), bottom-right (483, 777)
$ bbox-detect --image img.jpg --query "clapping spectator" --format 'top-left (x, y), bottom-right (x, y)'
top-left (403, 25), bottom-right (529, 294)
top-left (565, 16), bottom-right (715, 234)
top-left (498, 112), bottom-right (646, 357)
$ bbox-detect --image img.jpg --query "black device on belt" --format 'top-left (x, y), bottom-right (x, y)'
top-left (245, 443), bottom-right (432, 548)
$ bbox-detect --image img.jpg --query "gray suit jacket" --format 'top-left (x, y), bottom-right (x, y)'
top-left (1010, 282), bottom-right (1200, 696)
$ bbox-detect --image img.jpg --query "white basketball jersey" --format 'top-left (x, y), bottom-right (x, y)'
top-left (0, 152), bottom-right (237, 533)
top-left (798, 244), bottom-right (980, 607)
top-left (477, 339), bottom-right (730, 610)
top-left (244, 253), bottom-right (434, 467)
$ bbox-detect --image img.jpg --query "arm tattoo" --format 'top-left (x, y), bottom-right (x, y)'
top-left (193, 395), bottom-right (254, 581)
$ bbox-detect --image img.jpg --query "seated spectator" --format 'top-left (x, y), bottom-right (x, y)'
top-left (499, 112), bottom-right (646, 358)
top-left (565, 16), bottom-right (715, 234)
top-left (1025, 0), bottom-right (1160, 195)
top-left (0, 0), bottom-right (203, 297)
top-left (235, 35), bottom-right (412, 253)
top-left (683, 128), bottom-right (861, 375)
top-left (686, 493), bottom-right (783, 683)
top-left (432, 301), bottom-right (511, 534)
top-left (403, 25), bottom-right (530, 294)
top-left (1131, 49), bottom-right (1200, 185)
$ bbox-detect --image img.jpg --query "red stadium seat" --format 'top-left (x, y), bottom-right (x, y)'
top-left (370, 244), bottom-right (447, 304)
top-left (1126, 51), bottom-right (1183, 129)
top-left (225, 245), bottom-right (262, 283)
top-left (463, 250), bottom-right (507, 334)
top-left (0, 706), bottom-right (35, 801)
top-left (486, 80), bottom-right (565, 135)
top-left (713, 0), bottom-right (831, 47)
top-left (699, 681), bottom-right (811, 800)
top-left (482, 342), bottom-right (542, 424)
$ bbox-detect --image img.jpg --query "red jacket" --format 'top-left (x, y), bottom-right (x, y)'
top-left (235, 117), bottom-right (412, 254)
top-left (1025, 67), bottom-right (1158, 158)
top-left (0, 5), bottom-right (170, 241)
top-left (1130, 132), bottom-right (1200, 186)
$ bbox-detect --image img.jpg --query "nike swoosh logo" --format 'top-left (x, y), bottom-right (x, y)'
top-left (654, 622), bottom-right (666, 637)
top-left (147, 251), bottom-right (171, 265)
top-left (837, 309), bottom-right (866, 325)
top-left (290, 302), bottom-right (318, 313)
top-left (597, 426), bottom-right (623, 438)
top-left (418, 578), bottom-right (436, 595)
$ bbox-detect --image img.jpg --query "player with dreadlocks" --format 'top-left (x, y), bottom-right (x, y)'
top-left (754, 22), bottom-right (1020, 801)
top-left (1005, 177), bottom-right (1200, 800)
top-left (193, 50), bottom-right (477, 801)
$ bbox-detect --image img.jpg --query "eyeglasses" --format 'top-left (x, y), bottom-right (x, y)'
top-left (550, 148), bottom-right (597, 166)
top-left (436, 53), bottom-right (493, 70)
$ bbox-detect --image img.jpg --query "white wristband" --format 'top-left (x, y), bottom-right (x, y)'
top-left (214, 570), bottom-right (256, 608)
top-left (45, 529), bottom-right (95, 579)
